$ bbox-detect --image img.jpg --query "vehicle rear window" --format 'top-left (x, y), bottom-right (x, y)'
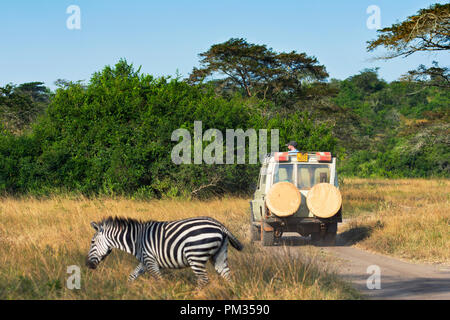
top-left (273, 164), bottom-right (294, 184)
top-left (297, 164), bottom-right (330, 189)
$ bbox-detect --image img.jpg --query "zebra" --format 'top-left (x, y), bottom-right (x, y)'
top-left (86, 216), bottom-right (243, 287)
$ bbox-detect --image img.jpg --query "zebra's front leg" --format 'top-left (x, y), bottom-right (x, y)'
top-left (143, 255), bottom-right (163, 280)
top-left (128, 263), bottom-right (147, 282)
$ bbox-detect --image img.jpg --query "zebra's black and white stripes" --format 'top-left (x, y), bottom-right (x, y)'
top-left (86, 216), bottom-right (243, 287)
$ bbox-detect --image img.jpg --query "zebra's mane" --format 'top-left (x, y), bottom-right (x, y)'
top-left (99, 216), bottom-right (147, 230)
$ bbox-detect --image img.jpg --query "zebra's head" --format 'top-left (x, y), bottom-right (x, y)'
top-left (86, 221), bottom-right (112, 270)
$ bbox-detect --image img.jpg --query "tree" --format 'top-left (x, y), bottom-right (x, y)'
top-left (0, 82), bottom-right (51, 133)
top-left (367, 3), bottom-right (450, 59)
top-left (16, 82), bottom-right (51, 103)
top-left (400, 61), bottom-right (450, 88)
top-left (188, 38), bottom-right (328, 100)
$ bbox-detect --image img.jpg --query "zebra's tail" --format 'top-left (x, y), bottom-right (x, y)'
top-left (202, 217), bottom-right (244, 251)
top-left (223, 228), bottom-right (244, 251)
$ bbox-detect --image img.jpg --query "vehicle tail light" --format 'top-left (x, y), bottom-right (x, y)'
top-left (316, 152), bottom-right (332, 162)
top-left (274, 152), bottom-right (289, 162)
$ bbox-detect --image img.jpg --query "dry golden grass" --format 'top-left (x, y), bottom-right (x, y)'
top-left (2, 178), bottom-right (445, 299)
top-left (0, 196), bottom-right (359, 300)
top-left (340, 178), bottom-right (450, 264)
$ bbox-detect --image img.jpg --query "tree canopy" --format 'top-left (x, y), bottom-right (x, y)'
top-left (0, 82), bottom-right (51, 133)
top-left (367, 3), bottom-right (450, 59)
top-left (188, 38), bottom-right (328, 101)
top-left (401, 61), bottom-right (450, 88)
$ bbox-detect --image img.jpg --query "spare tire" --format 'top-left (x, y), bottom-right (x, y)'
top-left (266, 182), bottom-right (301, 217)
top-left (306, 183), bottom-right (342, 218)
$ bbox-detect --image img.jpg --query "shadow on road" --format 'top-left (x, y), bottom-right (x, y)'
top-left (336, 226), bottom-right (373, 246)
top-left (273, 228), bottom-right (372, 247)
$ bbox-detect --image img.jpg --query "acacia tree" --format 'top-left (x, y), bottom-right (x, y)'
top-left (400, 61), bottom-right (449, 88)
top-left (367, 3), bottom-right (449, 88)
top-left (188, 38), bottom-right (328, 100)
top-left (367, 3), bottom-right (449, 58)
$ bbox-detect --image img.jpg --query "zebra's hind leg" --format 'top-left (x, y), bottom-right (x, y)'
top-left (128, 263), bottom-right (147, 282)
top-left (211, 240), bottom-right (232, 282)
top-left (186, 257), bottom-right (209, 288)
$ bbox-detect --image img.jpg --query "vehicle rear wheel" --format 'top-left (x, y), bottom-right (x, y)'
top-left (311, 230), bottom-right (336, 246)
top-left (323, 222), bottom-right (337, 246)
top-left (322, 231), bottom-right (337, 246)
top-left (250, 211), bottom-right (261, 242)
top-left (261, 223), bottom-right (275, 246)
top-left (251, 224), bottom-right (261, 242)
top-left (310, 232), bottom-right (321, 244)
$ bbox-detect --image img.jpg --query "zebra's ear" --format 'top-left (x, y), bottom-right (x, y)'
top-left (91, 222), bottom-right (99, 231)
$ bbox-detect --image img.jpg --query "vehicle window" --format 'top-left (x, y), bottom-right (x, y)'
top-left (297, 164), bottom-right (330, 189)
top-left (298, 166), bottom-right (312, 189)
top-left (259, 167), bottom-right (267, 190)
top-left (273, 164), bottom-right (294, 184)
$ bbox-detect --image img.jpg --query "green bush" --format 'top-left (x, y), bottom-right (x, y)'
top-left (3, 61), bottom-right (445, 196)
top-left (0, 60), bottom-right (337, 197)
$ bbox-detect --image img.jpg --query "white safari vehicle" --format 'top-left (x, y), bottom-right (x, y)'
top-left (250, 151), bottom-right (342, 246)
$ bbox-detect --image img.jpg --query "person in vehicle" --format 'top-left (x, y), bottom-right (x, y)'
top-left (286, 141), bottom-right (299, 155)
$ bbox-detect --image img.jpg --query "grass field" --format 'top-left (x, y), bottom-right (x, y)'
top-left (0, 197), bottom-right (359, 300)
top-left (0, 178), bottom-right (447, 299)
top-left (340, 178), bottom-right (450, 264)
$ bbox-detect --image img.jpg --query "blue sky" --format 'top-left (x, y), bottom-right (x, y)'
top-left (1, 0), bottom-right (448, 89)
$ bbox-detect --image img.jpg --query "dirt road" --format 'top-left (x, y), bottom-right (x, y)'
top-left (272, 233), bottom-right (450, 300)
top-left (323, 244), bottom-right (450, 299)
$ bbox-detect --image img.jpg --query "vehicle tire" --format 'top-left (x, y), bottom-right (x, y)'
top-left (251, 224), bottom-right (261, 242)
top-left (322, 231), bottom-right (337, 246)
top-left (323, 222), bottom-right (337, 246)
top-left (261, 223), bottom-right (275, 246)
top-left (311, 231), bottom-right (336, 246)
top-left (310, 232), bottom-right (321, 244)
top-left (250, 211), bottom-right (261, 242)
